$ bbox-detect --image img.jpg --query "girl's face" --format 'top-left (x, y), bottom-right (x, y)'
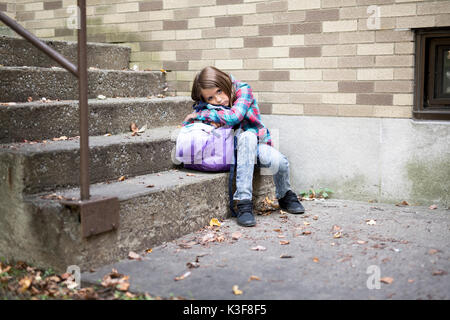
top-left (200, 87), bottom-right (230, 107)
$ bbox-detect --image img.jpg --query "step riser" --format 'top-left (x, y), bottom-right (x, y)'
top-left (0, 97), bottom-right (193, 143)
top-left (3, 139), bottom-right (179, 194)
top-left (5, 175), bottom-right (230, 272)
top-left (0, 36), bottom-right (131, 70)
top-left (0, 67), bottom-right (166, 102)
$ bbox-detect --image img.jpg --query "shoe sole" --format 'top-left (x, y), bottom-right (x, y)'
top-left (279, 206), bottom-right (305, 214)
top-left (237, 220), bottom-right (256, 227)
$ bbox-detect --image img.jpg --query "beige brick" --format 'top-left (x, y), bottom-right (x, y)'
top-left (125, 11), bottom-right (152, 23)
top-left (151, 30), bottom-right (176, 41)
top-left (229, 70), bottom-right (259, 81)
top-left (273, 11), bottom-right (305, 23)
top-left (163, 20), bottom-right (188, 30)
top-left (257, 1), bottom-right (288, 13)
top-left (376, 55), bottom-right (414, 67)
top-left (394, 68), bottom-right (414, 80)
top-left (305, 57), bottom-right (338, 69)
top-left (230, 26), bottom-right (259, 37)
top-left (323, 93), bottom-right (356, 104)
top-left (259, 47), bottom-right (289, 58)
top-left (338, 56), bottom-right (374, 68)
top-left (139, 21), bottom-right (163, 32)
top-left (227, 3), bottom-right (257, 15)
top-left (188, 17), bottom-right (215, 29)
top-left (358, 17), bottom-right (396, 32)
top-left (245, 37), bottom-right (273, 48)
top-left (290, 70), bottom-right (322, 81)
top-left (118, 23), bottom-right (140, 33)
top-left (273, 58), bottom-right (305, 69)
top-left (288, 0), bottom-right (320, 11)
top-left (272, 104), bottom-right (304, 115)
top-left (393, 94), bottom-right (413, 106)
top-left (259, 24), bottom-right (290, 36)
top-left (260, 70), bottom-right (290, 81)
top-left (215, 59), bottom-right (243, 70)
top-left (244, 59), bottom-right (274, 69)
top-left (323, 69), bottom-right (356, 81)
top-left (202, 49), bottom-right (231, 60)
top-left (151, 51), bottom-right (177, 61)
top-left (339, 31), bottom-right (375, 44)
top-left (322, 44), bottom-right (356, 56)
top-left (357, 43), bottom-right (394, 56)
top-left (274, 81), bottom-right (306, 92)
top-left (380, 4), bottom-right (416, 17)
top-left (375, 30), bottom-right (413, 43)
top-left (357, 68), bottom-right (394, 81)
top-left (339, 6), bottom-right (368, 19)
top-left (338, 105), bottom-right (374, 117)
top-left (202, 27), bottom-right (230, 39)
top-left (230, 48), bottom-right (259, 59)
top-left (189, 60), bottom-right (215, 71)
top-left (394, 42), bottom-right (414, 55)
top-left (35, 10), bottom-right (55, 20)
top-left (323, 20), bottom-right (358, 33)
top-left (304, 81), bottom-right (338, 92)
top-left (24, 2), bottom-right (43, 11)
top-left (356, 93), bottom-right (393, 105)
top-left (258, 92), bottom-right (290, 103)
top-left (117, 2), bottom-right (139, 13)
top-left (306, 9), bottom-right (339, 21)
top-left (436, 14), bottom-right (450, 27)
top-left (249, 81), bottom-right (274, 92)
top-left (321, 0), bottom-right (357, 9)
top-left (417, 2), bottom-right (450, 15)
top-left (165, 0), bottom-right (215, 9)
top-left (290, 46), bottom-right (321, 57)
top-left (396, 16), bottom-right (436, 29)
top-left (176, 29), bottom-right (202, 40)
top-left (374, 81), bottom-right (413, 93)
top-left (243, 13), bottom-right (274, 25)
top-left (289, 93), bottom-right (322, 104)
top-left (373, 106), bottom-right (412, 118)
top-left (304, 33), bottom-right (339, 45)
top-left (216, 37), bottom-right (243, 48)
top-left (177, 71), bottom-right (197, 81)
top-left (35, 28), bottom-right (55, 38)
top-left (273, 35), bottom-right (305, 46)
top-left (103, 14), bottom-right (127, 24)
top-left (304, 104), bottom-right (338, 116)
top-left (338, 81), bottom-right (374, 93)
top-left (199, 5), bottom-right (227, 17)
top-left (147, 10), bottom-right (174, 21)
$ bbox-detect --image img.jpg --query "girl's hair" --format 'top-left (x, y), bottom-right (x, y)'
top-left (191, 66), bottom-right (236, 107)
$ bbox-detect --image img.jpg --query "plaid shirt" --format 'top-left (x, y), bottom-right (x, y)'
top-left (182, 75), bottom-right (272, 146)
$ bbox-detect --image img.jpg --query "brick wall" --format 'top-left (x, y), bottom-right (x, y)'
top-left (2, 0), bottom-right (450, 118)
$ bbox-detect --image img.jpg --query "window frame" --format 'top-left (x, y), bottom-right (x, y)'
top-left (414, 28), bottom-right (450, 120)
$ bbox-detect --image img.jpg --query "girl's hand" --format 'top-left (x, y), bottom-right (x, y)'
top-left (183, 112), bottom-right (198, 123)
top-left (211, 122), bottom-right (224, 129)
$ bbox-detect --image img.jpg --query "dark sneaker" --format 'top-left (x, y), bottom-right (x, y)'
top-left (278, 190), bottom-right (305, 214)
top-left (236, 199), bottom-right (256, 227)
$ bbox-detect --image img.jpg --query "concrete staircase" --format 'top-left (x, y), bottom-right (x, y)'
top-left (0, 36), bottom-right (273, 272)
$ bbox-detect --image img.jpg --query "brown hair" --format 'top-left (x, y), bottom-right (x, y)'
top-left (191, 66), bottom-right (236, 107)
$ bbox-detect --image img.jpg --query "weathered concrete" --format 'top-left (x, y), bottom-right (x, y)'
top-left (0, 126), bottom-right (181, 194)
top-left (262, 115), bottom-right (450, 207)
top-left (0, 96), bottom-right (193, 143)
top-left (0, 35), bottom-right (131, 70)
top-left (82, 199), bottom-right (450, 300)
top-left (0, 168), bottom-right (274, 272)
top-left (0, 66), bottom-right (166, 102)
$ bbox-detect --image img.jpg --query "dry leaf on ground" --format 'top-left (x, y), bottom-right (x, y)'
top-left (232, 285), bottom-right (243, 295)
top-left (128, 251), bottom-right (142, 261)
top-left (174, 271), bottom-right (191, 281)
top-left (380, 277), bottom-right (394, 284)
top-left (209, 218), bottom-right (221, 227)
top-left (251, 245), bottom-right (267, 251)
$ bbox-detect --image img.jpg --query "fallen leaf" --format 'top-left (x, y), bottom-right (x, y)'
top-left (408, 279), bottom-right (415, 283)
top-left (302, 230), bottom-right (311, 235)
top-left (146, 184), bottom-right (155, 188)
top-left (313, 216), bottom-right (318, 220)
top-left (186, 262), bottom-right (200, 269)
top-left (251, 245), bottom-right (267, 251)
top-left (209, 218), bottom-right (221, 227)
top-left (429, 204), bottom-right (438, 210)
top-left (174, 271), bottom-right (191, 281)
top-left (128, 251), bottom-right (142, 261)
top-left (231, 232), bottom-right (242, 240)
top-left (186, 173), bottom-right (196, 176)
top-left (18, 276), bottom-right (32, 293)
top-left (303, 221), bottom-right (310, 226)
top-left (380, 277), bottom-right (394, 284)
top-left (279, 240), bottom-right (290, 245)
top-left (331, 225), bottom-right (341, 232)
top-left (333, 232), bottom-right (342, 238)
top-left (249, 275), bottom-right (260, 281)
top-left (232, 285), bottom-right (243, 295)
top-left (357, 240), bottom-right (368, 244)
top-left (366, 219), bottom-right (377, 225)
top-left (313, 257), bottom-right (319, 263)
top-left (97, 94), bottom-right (106, 100)
top-left (432, 270), bottom-right (447, 276)
top-left (280, 254), bottom-right (293, 259)
top-left (118, 176), bottom-right (125, 181)
top-left (396, 200), bottom-right (409, 206)
top-left (428, 249), bottom-right (439, 255)
top-left (27, 97), bottom-right (33, 102)
top-left (145, 248), bottom-right (153, 254)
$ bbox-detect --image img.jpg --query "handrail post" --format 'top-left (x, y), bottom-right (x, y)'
top-left (78, 0), bottom-right (89, 201)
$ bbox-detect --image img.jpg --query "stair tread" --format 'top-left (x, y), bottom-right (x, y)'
top-left (0, 124), bottom-right (181, 154)
top-left (27, 168), bottom-right (227, 203)
top-left (0, 65), bottom-right (163, 74)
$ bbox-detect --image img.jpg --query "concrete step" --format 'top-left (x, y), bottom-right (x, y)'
top-left (0, 96), bottom-right (193, 143)
top-left (0, 35), bottom-right (131, 70)
top-left (0, 125), bottom-right (182, 194)
top-left (1, 169), bottom-right (231, 272)
top-left (0, 66), bottom-right (167, 102)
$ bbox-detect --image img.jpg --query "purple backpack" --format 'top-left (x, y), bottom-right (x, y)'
top-left (175, 122), bottom-right (235, 172)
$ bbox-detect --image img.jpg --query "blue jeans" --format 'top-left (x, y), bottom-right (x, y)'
top-left (233, 130), bottom-right (291, 201)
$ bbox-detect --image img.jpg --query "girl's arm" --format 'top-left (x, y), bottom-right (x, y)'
top-left (190, 82), bottom-right (254, 126)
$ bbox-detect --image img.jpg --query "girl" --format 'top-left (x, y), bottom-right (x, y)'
top-left (183, 66), bottom-right (305, 227)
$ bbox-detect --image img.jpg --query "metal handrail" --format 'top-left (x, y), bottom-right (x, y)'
top-left (0, 0), bottom-right (90, 201)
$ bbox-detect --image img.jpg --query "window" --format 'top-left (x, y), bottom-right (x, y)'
top-left (414, 28), bottom-right (450, 120)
